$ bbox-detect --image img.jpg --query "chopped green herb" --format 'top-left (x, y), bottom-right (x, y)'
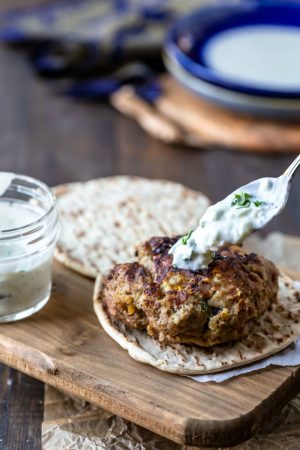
top-left (200, 300), bottom-right (221, 318)
top-left (181, 229), bottom-right (193, 245)
top-left (231, 192), bottom-right (252, 208)
top-left (200, 299), bottom-right (210, 314)
top-left (231, 192), bottom-right (264, 209)
top-left (0, 294), bottom-right (12, 300)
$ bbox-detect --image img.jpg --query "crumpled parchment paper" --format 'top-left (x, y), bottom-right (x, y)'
top-left (42, 386), bottom-right (180, 450)
top-left (42, 384), bottom-right (300, 450)
top-left (192, 336), bottom-right (300, 383)
top-left (42, 232), bottom-right (300, 449)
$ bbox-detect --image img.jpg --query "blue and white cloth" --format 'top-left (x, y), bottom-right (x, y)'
top-left (0, 0), bottom-right (209, 77)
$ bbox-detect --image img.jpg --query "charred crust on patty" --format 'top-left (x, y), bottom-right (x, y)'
top-left (102, 236), bottom-right (279, 347)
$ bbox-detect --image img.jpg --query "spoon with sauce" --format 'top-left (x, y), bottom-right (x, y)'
top-left (170, 154), bottom-right (300, 271)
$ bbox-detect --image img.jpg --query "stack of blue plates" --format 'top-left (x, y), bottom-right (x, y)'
top-left (164, 1), bottom-right (300, 118)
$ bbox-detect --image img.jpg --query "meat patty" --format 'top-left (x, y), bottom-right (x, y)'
top-left (101, 236), bottom-right (279, 347)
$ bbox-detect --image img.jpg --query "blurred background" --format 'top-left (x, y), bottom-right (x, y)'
top-left (0, 0), bottom-right (299, 235)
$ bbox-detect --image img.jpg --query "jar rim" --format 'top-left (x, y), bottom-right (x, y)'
top-left (0, 172), bottom-right (57, 239)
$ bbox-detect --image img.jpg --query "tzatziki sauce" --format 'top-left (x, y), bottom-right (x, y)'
top-left (0, 201), bottom-right (52, 319)
top-left (170, 176), bottom-right (289, 270)
top-left (0, 172), bottom-right (59, 322)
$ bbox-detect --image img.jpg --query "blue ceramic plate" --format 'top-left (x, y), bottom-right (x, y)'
top-left (165, 1), bottom-right (300, 99)
top-left (164, 52), bottom-right (300, 118)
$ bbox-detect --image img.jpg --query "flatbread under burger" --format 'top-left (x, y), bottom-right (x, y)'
top-left (93, 273), bottom-right (300, 375)
top-left (54, 176), bottom-right (210, 278)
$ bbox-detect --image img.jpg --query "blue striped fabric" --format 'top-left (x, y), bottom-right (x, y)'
top-left (0, 1), bottom-right (207, 54)
top-left (0, 0), bottom-right (209, 94)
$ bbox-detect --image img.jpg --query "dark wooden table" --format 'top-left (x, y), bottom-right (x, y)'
top-left (0, 2), bottom-right (299, 449)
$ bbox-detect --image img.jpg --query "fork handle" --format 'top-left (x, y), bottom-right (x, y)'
top-left (283, 154), bottom-right (300, 179)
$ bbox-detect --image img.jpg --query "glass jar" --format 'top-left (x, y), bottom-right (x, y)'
top-left (0, 172), bottom-right (59, 322)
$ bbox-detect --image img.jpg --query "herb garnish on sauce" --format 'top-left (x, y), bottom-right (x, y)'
top-left (231, 192), bottom-right (263, 209)
top-left (181, 229), bottom-right (193, 245)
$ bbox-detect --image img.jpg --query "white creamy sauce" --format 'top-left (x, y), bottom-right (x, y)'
top-left (0, 201), bottom-right (43, 259)
top-left (0, 173), bottom-right (14, 197)
top-left (204, 25), bottom-right (300, 90)
top-left (0, 200), bottom-right (52, 317)
top-left (0, 262), bottom-right (52, 317)
top-left (0, 201), bottom-right (41, 230)
top-left (170, 176), bottom-right (290, 270)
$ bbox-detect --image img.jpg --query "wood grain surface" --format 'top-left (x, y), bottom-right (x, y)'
top-left (0, 262), bottom-right (299, 448)
top-left (0, 367), bottom-right (43, 450)
top-left (112, 76), bottom-right (300, 153)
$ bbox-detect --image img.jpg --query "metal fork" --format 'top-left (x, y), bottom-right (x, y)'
top-left (283, 154), bottom-right (300, 179)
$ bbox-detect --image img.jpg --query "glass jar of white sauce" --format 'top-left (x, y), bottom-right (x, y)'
top-left (0, 172), bottom-right (59, 322)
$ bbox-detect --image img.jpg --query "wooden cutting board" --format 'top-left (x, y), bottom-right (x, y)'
top-left (0, 262), bottom-right (299, 448)
top-left (112, 76), bottom-right (300, 153)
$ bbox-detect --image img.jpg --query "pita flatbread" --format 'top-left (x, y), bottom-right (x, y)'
top-left (93, 273), bottom-right (300, 375)
top-left (54, 176), bottom-right (210, 278)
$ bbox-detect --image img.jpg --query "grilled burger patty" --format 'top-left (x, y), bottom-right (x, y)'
top-left (101, 236), bottom-right (279, 347)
